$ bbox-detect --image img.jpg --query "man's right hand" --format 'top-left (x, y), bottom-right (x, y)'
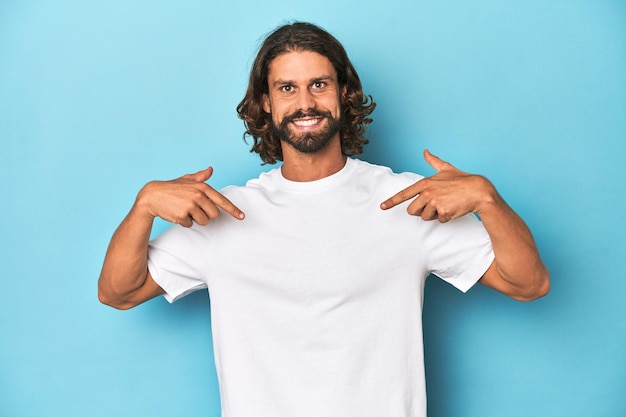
top-left (135, 167), bottom-right (245, 227)
top-left (98, 166), bottom-right (244, 309)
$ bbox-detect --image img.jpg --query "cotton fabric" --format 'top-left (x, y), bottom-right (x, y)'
top-left (148, 158), bottom-right (494, 417)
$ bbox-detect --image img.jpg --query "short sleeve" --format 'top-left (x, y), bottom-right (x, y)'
top-left (419, 213), bottom-right (494, 292)
top-left (147, 224), bottom-right (209, 303)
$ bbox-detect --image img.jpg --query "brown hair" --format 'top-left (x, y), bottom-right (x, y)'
top-left (236, 22), bottom-right (376, 164)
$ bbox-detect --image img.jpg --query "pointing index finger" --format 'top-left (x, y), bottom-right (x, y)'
top-left (380, 180), bottom-right (424, 210)
top-left (206, 188), bottom-right (245, 220)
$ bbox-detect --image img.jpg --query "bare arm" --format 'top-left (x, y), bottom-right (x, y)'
top-left (380, 150), bottom-right (549, 301)
top-left (98, 167), bottom-right (245, 310)
top-left (472, 192), bottom-right (549, 301)
top-left (97, 205), bottom-right (164, 310)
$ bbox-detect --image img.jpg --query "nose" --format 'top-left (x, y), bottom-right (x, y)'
top-left (295, 89), bottom-right (316, 111)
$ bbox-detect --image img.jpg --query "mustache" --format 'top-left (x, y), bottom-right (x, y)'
top-left (281, 109), bottom-right (333, 124)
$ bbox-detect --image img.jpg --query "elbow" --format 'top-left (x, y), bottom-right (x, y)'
top-left (98, 279), bottom-right (134, 310)
top-left (98, 292), bottom-right (135, 310)
top-left (512, 268), bottom-right (551, 302)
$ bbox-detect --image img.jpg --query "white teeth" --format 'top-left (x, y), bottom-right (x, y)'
top-left (293, 118), bottom-right (321, 127)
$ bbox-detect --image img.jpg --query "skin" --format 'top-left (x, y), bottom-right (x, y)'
top-left (97, 167), bottom-right (244, 309)
top-left (262, 50), bottom-right (348, 182)
top-left (381, 149), bottom-right (550, 301)
top-left (98, 49), bottom-right (549, 310)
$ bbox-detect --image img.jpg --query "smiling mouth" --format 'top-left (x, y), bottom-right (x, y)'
top-left (291, 117), bottom-right (324, 128)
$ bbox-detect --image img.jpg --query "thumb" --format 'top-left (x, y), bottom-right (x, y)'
top-left (423, 149), bottom-right (448, 172)
top-left (186, 166), bottom-right (214, 182)
top-left (424, 149), bottom-right (453, 172)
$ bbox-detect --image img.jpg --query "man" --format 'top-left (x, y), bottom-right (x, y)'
top-left (98, 22), bottom-right (549, 417)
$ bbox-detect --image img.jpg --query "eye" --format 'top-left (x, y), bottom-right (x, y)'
top-left (280, 85), bottom-right (293, 93)
top-left (312, 81), bottom-right (326, 89)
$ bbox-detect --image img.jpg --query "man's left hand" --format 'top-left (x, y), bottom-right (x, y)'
top-left (380, 150), bottom-right (497, 223)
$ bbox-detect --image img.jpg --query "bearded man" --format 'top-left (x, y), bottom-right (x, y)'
top-left (98, 22), bottom-right (549, 417)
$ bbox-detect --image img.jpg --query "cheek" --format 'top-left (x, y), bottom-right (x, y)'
top-left (272, 101), bottom-right (301, 125)
top-left (271, 113), bottom-right (283, 126)
top-left (323, 97), bottom-right (342, 117)
top-left (270, 107), bottom-right (288, 126)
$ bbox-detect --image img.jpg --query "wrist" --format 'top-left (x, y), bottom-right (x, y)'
top-left (133, 182), bottom-right (159, 221)
top-left (473, 176), bottom-right (502, 216)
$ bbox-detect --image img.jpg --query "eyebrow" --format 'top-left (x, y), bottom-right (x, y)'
top-left (271, 75), bottom-right (336, 88)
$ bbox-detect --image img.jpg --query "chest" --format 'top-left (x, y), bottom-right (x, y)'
top-left (206, 190), bottom-right (425, 303)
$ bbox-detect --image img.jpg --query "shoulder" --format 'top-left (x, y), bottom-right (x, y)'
top-left (218, 166), bottom-right (281, 205)
top-left (351, 158), bottom-right (424, 188)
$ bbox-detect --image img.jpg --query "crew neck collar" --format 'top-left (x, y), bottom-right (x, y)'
top-left (274, 157), bottom-right (356, 193)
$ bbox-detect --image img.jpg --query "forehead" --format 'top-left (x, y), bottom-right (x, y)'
top-left (267, 50), bottom-right (337, 82)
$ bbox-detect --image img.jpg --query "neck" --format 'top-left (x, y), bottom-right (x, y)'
top-left (280, 136), bottom-right (347, 182)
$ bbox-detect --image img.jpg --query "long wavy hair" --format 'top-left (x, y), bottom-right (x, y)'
top-left (236, 22), bottom-right (376, 165)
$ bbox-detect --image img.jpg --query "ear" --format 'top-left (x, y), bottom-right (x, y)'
top-left (262, 94), bottom-right (271, 114)
top-left (341, 85), bottom-right (347, 101)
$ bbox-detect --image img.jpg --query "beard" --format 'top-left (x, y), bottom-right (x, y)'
top-left (270, 108), bottom-right (342, 154)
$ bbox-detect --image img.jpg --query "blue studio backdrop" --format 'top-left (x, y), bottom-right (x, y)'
top-left (1, 1), bottom-right (625, 416)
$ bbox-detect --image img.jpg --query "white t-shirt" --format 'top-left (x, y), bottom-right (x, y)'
top-left (148, 158), bottom-right (494, 417)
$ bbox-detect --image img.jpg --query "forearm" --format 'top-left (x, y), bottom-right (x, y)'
top-left (97, 169), bottom-right (243, 309)
top-left (477, 191), bottom-right (550, 301)
top-left (97, 201), bottom-right (156, 308)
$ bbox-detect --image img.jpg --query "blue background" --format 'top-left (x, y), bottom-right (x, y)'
top-left (1, 1), bottom-right (625, 416)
